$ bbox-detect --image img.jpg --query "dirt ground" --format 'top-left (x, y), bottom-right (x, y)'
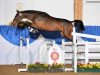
top-left (0, 65), bottom-right (100, 75)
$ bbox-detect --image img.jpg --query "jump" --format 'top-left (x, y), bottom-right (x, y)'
top-left (11, 10), bottom-right (85, 41)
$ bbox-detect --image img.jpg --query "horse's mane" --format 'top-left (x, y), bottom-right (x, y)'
top-left (20, 10), bottom-right (50, 17)
top-left (20, 10), bottom-right (44, 13)
top-left (15, 10), bottom-right (71, 23)
top-left (18, 10), bottom-right (68, 20)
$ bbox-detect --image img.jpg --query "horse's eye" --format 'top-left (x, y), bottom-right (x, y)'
top-left (23, 15), bottom-right (27, 18)
top-left (13, 18), bottom-right (17, 21)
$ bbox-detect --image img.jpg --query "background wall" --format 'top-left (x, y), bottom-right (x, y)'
top-left (0, 0), bottom-right (74, 25)
top-left (0, 0), bottom-right (100, 25)
top-left (31, 0), bottom-right (74, 20)
top-left (83, 0), bottom-right (100, 25)
top-left (0, 0), bottom-right (5, 24)
top-left (0, 0), bottom-right (100, 64)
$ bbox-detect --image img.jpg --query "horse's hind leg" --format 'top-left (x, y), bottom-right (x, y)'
top-left (60, 31), bottom-right (73, 41)
top-left (60, 31), bottom-right (64, 37)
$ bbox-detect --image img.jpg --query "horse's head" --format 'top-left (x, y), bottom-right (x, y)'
top-left (74, 20), bottom-right (85, 32)
top-left (12, 10), bottom-right (33, 26)
top-left (11, 10), bottom-right (34, 29)
top-left (12, 10), bottom-right (23, 25)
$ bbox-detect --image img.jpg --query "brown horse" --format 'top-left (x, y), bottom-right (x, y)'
top-left (11, 10), bottom-right (85, 41)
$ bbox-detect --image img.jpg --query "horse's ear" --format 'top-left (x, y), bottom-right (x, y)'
top-left (16, 10), bottom-right (22, 16)
top-left (16, 10), bottom-right (20, 13)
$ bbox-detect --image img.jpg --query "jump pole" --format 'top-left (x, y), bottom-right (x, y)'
top-left (64, 26), bottom-right (100, 72)
top-left (72, 26), bottom-right (100, 72)
top-left (18, 38), bottom-right (30, 72)
top-left (64, 27), bottom-right (77, 72)
top-left (72, 26), bottom-right (77, 73)
top-left (19, 37), bottom-right (23, 64)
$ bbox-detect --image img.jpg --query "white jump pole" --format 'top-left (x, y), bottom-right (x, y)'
top-left (63, 26), bottom-right (100, 72)
top-left (64, 27), bottom-right (77, 72)
top-left (72, 27), bottom-right (100, 69)
top-left (26, 38), bottom-right (30, 69)
top-left (19, 36), bottom-right (23, 64)
top-left (18, 38), bottom-right (30, 72)
top-left (85, 42), bottom-right (89, 64)
top-left (74, 33), bottom-right (100, 39)
top-left (73, 27), bottom-right (77, 73)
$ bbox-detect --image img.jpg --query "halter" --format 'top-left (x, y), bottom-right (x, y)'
top-left (21, 18), bottom-right (33, 23)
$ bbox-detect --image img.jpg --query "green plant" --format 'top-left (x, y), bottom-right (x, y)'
top-left (77, 63), bottom-right (100, 72)
top-left (78, 63), bottom-right (100, 69)
top-left (28, 63), bottom-right (64, 72)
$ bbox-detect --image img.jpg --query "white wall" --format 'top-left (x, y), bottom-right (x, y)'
top-left (0, 0), bottom-right (5, 24)
top-left (32, 0), bottom-right (74, 20)
top-left (0, 0), bottom-right (23, 24)
top-left (0, 0), bottom-right (100, 25)
top-left (0, 0), bottom-right (74, 25)
top-left (83, 0), bottom-right (100, 25)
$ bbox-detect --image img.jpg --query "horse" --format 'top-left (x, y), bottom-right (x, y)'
top-left (11, 10), bottom-right (85, 41)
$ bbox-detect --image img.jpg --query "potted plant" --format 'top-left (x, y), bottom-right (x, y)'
top-left (28, 62), bottom-right (64, 72)
top-left (77, 63), bottom-right (100, 72)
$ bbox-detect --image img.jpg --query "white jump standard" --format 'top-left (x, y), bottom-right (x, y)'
top-left (18, 38), bottom-right (30, 72)
top-left (65, 26), bottom-right (100, 73)
top-left (72, 26), bottom-right (100, 65)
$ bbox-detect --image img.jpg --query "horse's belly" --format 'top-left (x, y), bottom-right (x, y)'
top-left (34, 24), bottom-right (58, 31)
top-left (41, 24), bottom-right (59, 31)
top-left (33, 20), bottom-right (61, 31)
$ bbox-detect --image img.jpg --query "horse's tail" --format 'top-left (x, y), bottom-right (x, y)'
top-left (72, 20), bottom-right (85, 32)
